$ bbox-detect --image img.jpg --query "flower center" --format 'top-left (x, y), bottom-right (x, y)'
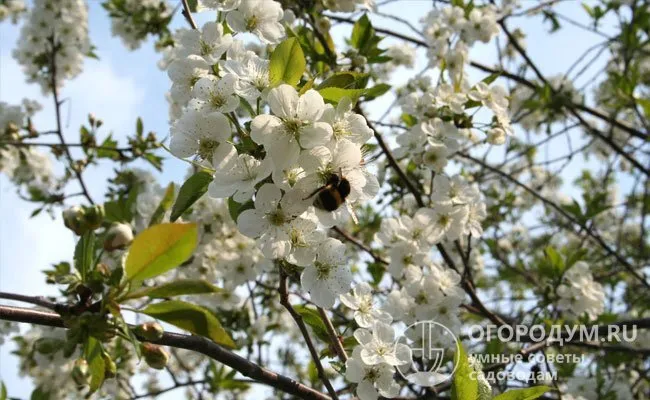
top-left (198, 139), bottom-right (219, 160)
top-left (315, 262), bottom-right (332, 280)
top-left (246, 15), bottom-right (258, 31)
top-left (200, 40), bottom-right (213, 56)
top-left (364, 368), bottom-right (379, 382)
top-left (333, 121), bottom-right (351, 139)
top-left (267, 209), bottom-right (287, 226)
top-left (210, 91), bottom-right (226, 108)
top-left (283, 118), bottom-right (305, 136)
top-left (358, 297), bottom-right (372, 313)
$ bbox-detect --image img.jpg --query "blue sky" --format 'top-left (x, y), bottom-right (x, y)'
top-left (0, 0), bottom-right (618, 397)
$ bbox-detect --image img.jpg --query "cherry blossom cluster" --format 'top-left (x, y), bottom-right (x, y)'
top-left (0, 100), bottom-right (53, 192)
top-left (13, 0), bottom-right (91, 92)
top-left (105, 0), bottom-right (172, 50)
top-left (422, 5), bottom-right (499, 83)
top-left (163, 2), bottom-right (381, 309)
top-left (556, 261), bottom-right (605, 321)
top-left (0, 0), bottom-right (26, 23)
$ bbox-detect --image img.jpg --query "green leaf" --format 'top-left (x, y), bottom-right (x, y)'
top-left (351, 14), bottom-right (373, 52)
top-left (96, 135), bottom-right (120, 160)
top-left (30, 387), bottom-right (50, 400)
top-left (104, 185), bottom-right (139, 223)
top-left (481, 72), bottom-right (501, 85)
top-left (269, 38), bottom-right (306, 87)
top-left (317, 71), bottom-right (369, 90)
top-left (74, 232), bottom-right (95, 282)
top-left (141, 300), bottom-right (235, 348)
top-left (451, 342), bottom-right (478, 400)
top-left (187, 0), bottom-right (198, 12)
top-left (318, 87), bottom-right (366, 103)
top-left (493, 386), bottom-right (552, 400)
top-left (125, 223), bottom-right (198, 283)
top-left (124, 279), bottom-right (222, 300)
top-left (227, 197), bottom-right (254, 223)
top-left (136, 117), bottom-right (143, 136)
top-left (293, 305), bottom-right (330, 343)
top-left (362, 83), bottom-right (391, 100)
top-left (171, 171), bottom-right (213, 222)
top-left (1, 382), bottom-right (6, 400)
top-left (86, 337), bottom-right (105, 393)
top-left (149, 183), bottom-right (175, 226)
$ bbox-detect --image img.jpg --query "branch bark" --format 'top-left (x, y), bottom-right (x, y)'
top-left (0, 304), bottom-right (331, 400)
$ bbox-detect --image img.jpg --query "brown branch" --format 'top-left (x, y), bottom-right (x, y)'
top-left (317, 307), bottom-right (348, 363)
top-left (180, 0), bottom-right (198, 30)
top-left (278, 271), bottom-right (339, 400)
top-left (49, 37), bottom-right (95, 205)
top-left (0, 304), bottom-right (331, 400)
top-left (458, 151), bottom-right (650, 289)
top-left (356, 106), bottom-right (425, 207)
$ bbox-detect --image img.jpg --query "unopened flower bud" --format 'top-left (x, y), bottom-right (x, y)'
top-left (134, 322), bottom-right (164, 341)
top-left (103, 223), bottom-right (134, 251)
top-left (63, 206), bottom-right (86, 235)
top-left (352, 55), bottom-right (367, 68)
top-left (71, 358), bottom-right (90, 388)
top-left (83, 204), bottom-right (104, 231)
top-left (141, 343), bottom-right (169, 370)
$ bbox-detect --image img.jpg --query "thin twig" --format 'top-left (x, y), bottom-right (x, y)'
top-left (278, 271), bottom-right (339, 400)
top-left (317, 307), bottom-right (348, 363)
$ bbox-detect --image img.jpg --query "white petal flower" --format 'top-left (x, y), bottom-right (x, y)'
top-left (189, 74), bottom-right (240, 114)
top-left (226, 0), bottom-right (285, 44)
top-left (345, 348), bottom-right (400, 400)
top-left (177, 21), bottom-right (233, 64)
top-left (170, 109), bottom-right (236, 168)
top-left (300, 238), bottom-right (352, 308)
top-left (222, 51), bottom-right (270, 102)
top-left (168, 55), bottom-right (210, 106)
top-left (340, 282), bottom-right (392, 328)
top-left (355, 321), bottom-right (412, 366)
top-left (209, 155), bottom-right (272, 202)
top-left (251, 85), bottom-right (332, 169)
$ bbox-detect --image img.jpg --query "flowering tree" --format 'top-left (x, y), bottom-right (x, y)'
top-left (0, 0), bottom-right (649, 399)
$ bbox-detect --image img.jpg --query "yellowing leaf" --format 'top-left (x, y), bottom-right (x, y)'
top-left (141, 300), bottom-right (236, 348)
top-left (125, 223), bottom-right (197, 283)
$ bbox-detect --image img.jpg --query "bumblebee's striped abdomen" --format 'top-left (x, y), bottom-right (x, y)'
top-left (315, 189), bottom-right (343, 211)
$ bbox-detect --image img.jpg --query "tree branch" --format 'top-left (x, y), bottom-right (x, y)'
top-left (49, 36), bottom-right (95, 205)
top-left (0, 304), bottom-right (331, 400)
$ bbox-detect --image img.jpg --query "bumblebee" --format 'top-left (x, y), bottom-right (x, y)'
top-left (304, 171), bottom-right (358, 223)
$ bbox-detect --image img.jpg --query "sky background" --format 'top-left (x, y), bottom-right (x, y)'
top-left (0, 0), bottom-right (618, 398)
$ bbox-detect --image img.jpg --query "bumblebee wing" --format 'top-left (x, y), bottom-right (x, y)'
top-left (346, 202), bottom-right (359, 225)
